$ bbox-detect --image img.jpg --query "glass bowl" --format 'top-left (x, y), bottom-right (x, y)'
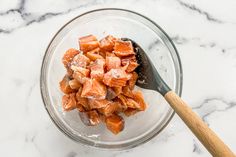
top-left (40, 8), bottom-right (183, 150)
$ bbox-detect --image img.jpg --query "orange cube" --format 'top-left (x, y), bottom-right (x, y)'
top-left (79, 35), bottom-right (99, 53)
top-left (68, 79), bottom-right (82, 90)
top-left (71, 66), bottom-right (90, 77)
top-left (133, 91), bottom-right (147, 111)
top-left (122, 86), bottom-right (133, 98)
top-left (121, 55), bottom-right (139, 72)
top-left (62, 48), bottom-right (80, 75)
top-left (105, 114), bottom-right (124, 134)
top-left (88, 99), bottom-right (111, 109)
top-left (99, 35), bottom-right (117, 51)
top-left (72, 71), bottom-right (88, 84)
top-left (87, 110), bottom-right (100, 125)
top-left (124, 108), bottom-right (138, 117)
top-left (106, 56), bottom-right (121, 71)
top-left (106, 52), bottom-right (116, 57)
top-left (103, 69), bottom-right (129, 87)
top-left (86, 48), bottom-right (104, 61)
top-left (90, 59), bottom-right (105, 80)
top-left (62, 48), bottom-right (80, 67)
top-left (71, 53), bottom-right (90, 68)
top-left (76, 103), bottom-right (85, 112)
top-left (76, 88), bottom-right (89, 110)
top-left (128, 72), bottom-right (138, 89)
top-left (117, 94), bottom-right (128, 110)
top-left (98, 101), bottom-right (122, 116)
top-left (126, 98), bottom-right (140, 108)
top-left (114, 40), bottom-right (135, 57)
top-left (81, 78), bottom-right (107, 99)
top-left (59, 75), bottom-right (76, 94)
top-left (62, 93), bottom-right (77, 111)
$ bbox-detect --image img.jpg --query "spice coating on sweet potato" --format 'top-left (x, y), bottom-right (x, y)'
top-left (59, 35), bottom-right (147, 135)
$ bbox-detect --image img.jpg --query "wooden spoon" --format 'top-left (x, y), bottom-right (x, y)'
top-left (123, 38), bottom-right (235, 157)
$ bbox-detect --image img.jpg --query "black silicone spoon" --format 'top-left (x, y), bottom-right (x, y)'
top-left (122, 38), bottom-right (235, 157)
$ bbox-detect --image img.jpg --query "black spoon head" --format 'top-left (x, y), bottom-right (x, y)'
top-left (121, 38), bottom-right (170, 96)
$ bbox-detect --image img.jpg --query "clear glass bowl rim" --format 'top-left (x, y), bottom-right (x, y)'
top-left (40, 8), bottom-right (183, 150)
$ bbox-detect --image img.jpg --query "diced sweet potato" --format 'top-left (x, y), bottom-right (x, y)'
top-left (62, 93), bottom-right (77, 111)
top-left (106, 56), bottom-right (121, 71)
top-left (103, 69), bottom-right (129, 87)
top-left (71, 66), bottom-right (90, 77)
top-left (86, 48), bottom-right (104, 61)
top-left (114, 40), bottom-right (135, 57)
top-left (79, 35), bottom-right (99, 53)
top-left (88, 110), bottom-right (100, 125)
top-left (133, 91), bottom-right (147, 111)
top-left (60, 35), bottom-right (148, 134)
top-left (62, 48), bottom-right (80, 69)
top-left (105, 114), bottom-right (124, 134)
top-left (60, 75), bottom-right (76, 94)
top-left (128, 72), bottom-right (138, 89)
top-left (117, 94), bottom-right (128, 110)
top-left (126, 98), bottom-right (140, 108)
top-left (112, 87), bottom-right (122, 95)
top-left (79, 110), bottom-right (100, 126)
top-left (72, 71), bottom-right (88, 84)
top-left (106, 87), bottom-right (117, 100)
top-left (76, 103), bottom-right (85, 112)
top-left (69, 79), bottom-right (82, 90)
top-left (99, 35), bottom-right (117, 51)
top-left (122, 86), bottom-right (133, 98)
top-left (71, 53), bottom-right (90, 68)
top-left (124, 108), bottom-right (138, 117)
top-left (88, 99), bottom-right (111, 109)
top-left (121, 55), bottom-right (139, 72)
top-left (124, 61), bottom-right (139, 72)
top-left (81, 78), bottom-right (107, 99)
top-left (90, 59), bottom-right (105, 80)
top-left (98, 101), bottom-right (122, 116)
top-left (76, 88), bottom-right (89, 110)
top-left (106, 52), bottom-right (116, 57)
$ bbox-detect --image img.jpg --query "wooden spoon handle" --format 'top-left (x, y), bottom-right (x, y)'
top-left (164, 91), bottom-right (235, 157)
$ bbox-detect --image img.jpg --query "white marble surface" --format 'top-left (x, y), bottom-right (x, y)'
top-left (1, 0), bottom-right (236, 156)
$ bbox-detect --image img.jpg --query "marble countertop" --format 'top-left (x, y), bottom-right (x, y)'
top-left (1, 0), bottom-right (236, 156)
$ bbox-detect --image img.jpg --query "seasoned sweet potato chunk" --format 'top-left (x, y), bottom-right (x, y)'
top-left (106, 56), bottom-right (121, 71)
top-left (60, 35), bottom-right (148, 134)
top-left (121, 55), bottom-right (139, 72)
top-left (62, 93), bottom-right (77, 111)
top-left (87, 110), bottom-right (100, 125)
top-left (103, 69), bottom-right (129, 87)
top-left (76, 88), bottom-right (89, 110)
top-left (122, 86), bottom-right (133, 98)
top-left (79, 110), bottom-right (100, 126)
top-left (73, 71), bottom-right (88, 84)
top-left (114, 40), bottom-right (135, 57)
top-left (86, 48), bottom-right (104, 61)
top-left (99, 35), bottom-right (117, 51)
top-left (69, 79), bottom-right (82, 90)
top-left (60, 75), bottom-right (76, 94)
top-left (133, 91), bottom-right (147, 111)
top-left (79, 35), bottom-right (99, 53)
top-left (128, 72), bottom-right (138, 89)
top-left (62, 48), bottom-right (80, 75)
top-left (90, 59), bottom-right (105, 80)
top-left (81, 78), bottom-right (107, 99)
top-left (71, 53), bottom-right (90, 68)
top-left (124, 108), bottom-right (138, 117)
top-left (88, 99), bottom-right (111, 109)
top-left (106, 114), bottom-right (124, 134)
top-left (62, 49), bottom-right (79, 68)
top-left (98, 101), bottom-right (122, 116)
